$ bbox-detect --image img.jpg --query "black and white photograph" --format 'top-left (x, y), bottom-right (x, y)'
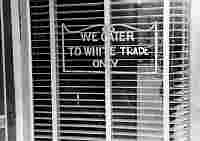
top-left (0, 0), bottom-right (197, 141)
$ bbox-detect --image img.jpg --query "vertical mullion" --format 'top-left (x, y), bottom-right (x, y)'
top-left (0, 0), bottom-right (8, 141)
top-left (49, 0), bottom-right (58, 141)
top-left (25, 0), bottom-right (34, 140)
top-left (163, 0), bottom-right (170, 141)
top-left (104, 0), bottom-right (112, 141)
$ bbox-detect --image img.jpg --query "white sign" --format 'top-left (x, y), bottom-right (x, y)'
top-left (61, 22), bottom-right (158, 73)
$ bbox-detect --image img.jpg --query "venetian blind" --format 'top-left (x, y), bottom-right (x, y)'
top-left (30, 0), bottom-right (53, 140)
top-left (56, 0), bottom-right (106, 141)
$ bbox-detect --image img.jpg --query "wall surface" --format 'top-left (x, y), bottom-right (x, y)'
top-left (191, 0), bottom-right (200, 140)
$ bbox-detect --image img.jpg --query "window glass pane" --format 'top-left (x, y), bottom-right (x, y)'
top-left (56, 0), bottom-right (106, 140)
top-left (29, 0), bottom-right (190, 141)
top-left (111, 0), bottom-right (163, 140)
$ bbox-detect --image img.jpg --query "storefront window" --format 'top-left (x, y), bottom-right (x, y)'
top-left (29, 0), bottom-right (190, 141)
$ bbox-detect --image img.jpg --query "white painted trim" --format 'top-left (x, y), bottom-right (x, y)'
top-left (163, 0), bottom-right (170, 141)
top-left (188, 1), bottom-right (192, 140)
top-left (154, 22), bottom-right (158, 73)
top-left (49, 0), bottom-right (58, 141)
top-left (104, 0), bottom-right (112, 141)
top-left (10, 0), bottom-right (24, 141)
top-left (62, 23), bottom-right (66, 72)
top-left (0, 0), bottom-right (8, 141)
top-left (26, 0), bottom-right (34, 140)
